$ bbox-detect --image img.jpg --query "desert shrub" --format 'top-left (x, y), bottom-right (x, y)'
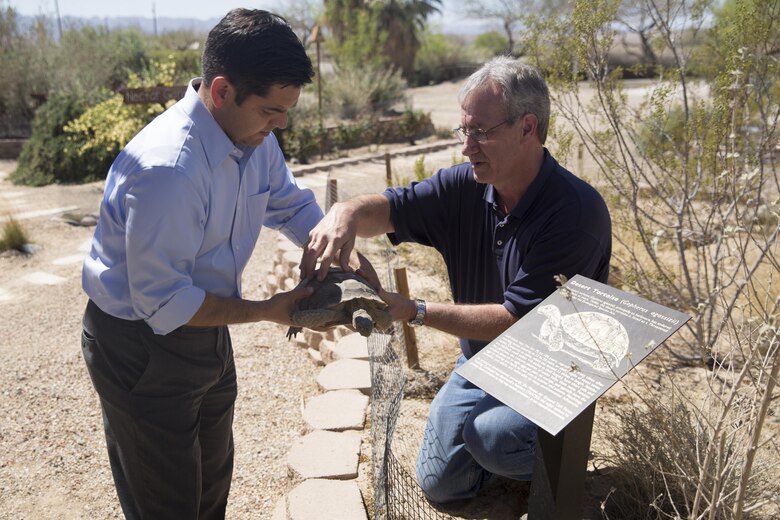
top-left (0, 216), bottom-right (30, 253)
top-left (324, 61), bottom-right (408, 120)
top-left (528, 0), bottom-right (780, 517)
top-left (397, 109), bottom-right (433, 145)
top-left (52, 25), bottom-right (151, 96)
top-left (147, 48), bottom-right (201, 84)
top-left (278, 123), bottom-right (326, 165)
top-left (10, 92), bottom-right (93, 186)
top-left (12, 57), bottom-right (180, 185)
top-left (0, 8), bottom-right (55, 137)
top-left (0, 10), bottom-right (157, 138)
top-left (58, 59), bottom-right (181, 182)
top-left (412, 28), bottom-right (473, 86)
top-left (472, 30), bottom-right (510, 58)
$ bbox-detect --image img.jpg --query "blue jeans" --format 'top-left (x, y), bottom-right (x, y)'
top-left (415, 355), bottom-right (537, 503)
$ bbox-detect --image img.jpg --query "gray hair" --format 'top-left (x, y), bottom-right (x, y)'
top-left (458, 56), bottom-right (551, 144)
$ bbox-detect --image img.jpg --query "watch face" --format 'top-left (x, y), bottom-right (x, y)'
top-left (409, 299), bottom-right (426, 327)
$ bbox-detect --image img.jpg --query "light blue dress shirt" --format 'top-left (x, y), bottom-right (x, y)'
top-left (83, 79), bottom-right (323, 335)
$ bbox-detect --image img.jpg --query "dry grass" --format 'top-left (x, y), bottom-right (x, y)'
top-left (0, 215), bottom-right (29, 253)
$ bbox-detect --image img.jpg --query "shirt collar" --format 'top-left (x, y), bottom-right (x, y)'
top-left (182, 78), bottom-right (243, 172)
top-left (484, 148), bottom-right (555, 219)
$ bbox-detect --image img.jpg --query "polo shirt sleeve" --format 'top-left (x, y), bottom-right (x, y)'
top-left (385, 167), bottom-right (463, 251)
top-left (123, 167), bottom-right (207, 335)
top-left (262, 134), bottom-right (324, 246)
top-left (503, 201), bottom-right (611, 319)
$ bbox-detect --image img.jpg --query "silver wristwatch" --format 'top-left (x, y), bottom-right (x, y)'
top-left (408, 299), bottom-right (427, 327)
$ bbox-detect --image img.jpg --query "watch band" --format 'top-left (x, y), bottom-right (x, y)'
top-left (408, 298), bottom-right (427, 327)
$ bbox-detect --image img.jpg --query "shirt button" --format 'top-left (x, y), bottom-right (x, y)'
top-left (497, 240), bottom-right (503, 246)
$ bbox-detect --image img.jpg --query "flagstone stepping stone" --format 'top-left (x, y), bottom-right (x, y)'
top-left (316, 359), bottom-right (371, 394)
top-left (287, 429), bottom-right (361, 479)
top-left (320, 333), bottom-right (369, 363)
top-left (52, 254), bottom-right (85, 266)
top-left (22, 271), bottom-right (66, 285)
top-left (303, 390), bottom-right (369, 431)
top-left (287, 479), bottom-right (367, 520)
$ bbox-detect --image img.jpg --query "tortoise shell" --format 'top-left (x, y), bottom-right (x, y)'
top-left (286, 268), bottom-right (393, 339)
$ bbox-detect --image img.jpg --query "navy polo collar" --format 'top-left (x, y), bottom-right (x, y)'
top-left (483, 148), bottom-right (555, 220)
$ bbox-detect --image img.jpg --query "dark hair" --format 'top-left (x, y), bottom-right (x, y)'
top-left (202, 9), bottom-right (314, 104)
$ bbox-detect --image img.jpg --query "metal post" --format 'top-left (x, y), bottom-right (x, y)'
top-left (527, 402), bottom-right (596, 519)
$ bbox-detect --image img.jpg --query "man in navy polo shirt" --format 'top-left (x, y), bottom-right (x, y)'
top-left (301, 56), bottom-right (611, 504)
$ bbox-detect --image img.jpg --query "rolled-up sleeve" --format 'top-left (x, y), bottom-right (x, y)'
top-left (124, 167), bottom-right (207, 335)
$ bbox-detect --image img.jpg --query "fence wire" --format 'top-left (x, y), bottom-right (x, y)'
top-left (367, 264), bottom-right (455, 520)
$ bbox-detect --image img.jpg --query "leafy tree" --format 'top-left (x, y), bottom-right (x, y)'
top-left (528, 0), bottom-right (779, 517)
top-left (463, 0), bottom-right (572, 56)
top-left (324, 0), bottom-right (441, 79)
top-left (375, 0), bottom-right (443, 79)
top-left (325, 3), bottom-right (387, 68)
top-left (473, 30), bottom-right (510, 57)
top-left (0, 8), bottom-right (55, 136)
top-left (276, 0), bottom-right (323, 47)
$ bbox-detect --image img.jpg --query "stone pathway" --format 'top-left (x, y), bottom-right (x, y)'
top-left (264, 233), bottom-right (373, 520)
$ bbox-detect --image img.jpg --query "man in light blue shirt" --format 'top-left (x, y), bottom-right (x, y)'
top-left (81, 10), bottom-right (322, 519)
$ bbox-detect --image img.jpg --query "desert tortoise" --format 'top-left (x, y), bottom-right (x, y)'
top-left (537, 304), bottom-right (629, 372)
top-left (286, 268), bottom-right (393, 339)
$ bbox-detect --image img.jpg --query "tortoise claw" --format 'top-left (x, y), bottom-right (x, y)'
top-left (286, 326), bottom-right (302, 340)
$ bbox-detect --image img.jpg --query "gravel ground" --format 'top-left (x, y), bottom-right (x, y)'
top-left (0, 135), bottom-right (464, 520)
top-left (0, 164), bottom-right (325, 519)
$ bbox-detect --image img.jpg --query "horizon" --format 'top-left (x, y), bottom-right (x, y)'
top-left (8, 0), bottom-right (473, 31)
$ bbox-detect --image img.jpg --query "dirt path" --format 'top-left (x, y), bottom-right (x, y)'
top-left (0, 135), bottom-right (464, 519)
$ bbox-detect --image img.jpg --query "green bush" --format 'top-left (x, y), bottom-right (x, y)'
top-left (147, 48), bottom-right (201, 84)
top-left (12, 57), bottom-right (179, 185)
top-left (61, 94), bottom-right (163, 182)
top-left (472, 31), bottom-right (510, 58)
top-left (54, 25), bottom-right (151, 95)
top-left (412, 28), bottom-right (472, 86)
top-left (10, 92), bottom-right (93, 186)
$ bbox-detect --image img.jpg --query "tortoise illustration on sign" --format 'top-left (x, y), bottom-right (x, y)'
top-left (536, 304), bottom-right (629, 372)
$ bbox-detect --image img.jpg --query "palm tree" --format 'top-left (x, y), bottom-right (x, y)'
top-left (376, 0), bottom-right (442, 79)
top-left (324, 0), bottom-right (442, 79)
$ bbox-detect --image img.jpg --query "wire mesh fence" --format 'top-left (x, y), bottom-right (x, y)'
top-left (367, 265), bottom-right (455, 520)
top-left (309, 146), bottom-right (464, 518)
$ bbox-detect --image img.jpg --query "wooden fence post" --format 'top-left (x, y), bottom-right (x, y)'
top-left (325, 178), bottom-right (338, 213)
top-left (385, 152), bottom-right (392, 187)
top-left (393, 267), bottom-right (419, 369)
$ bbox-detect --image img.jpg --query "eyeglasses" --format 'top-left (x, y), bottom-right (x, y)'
top-left (453, 120), bottom-right (508, 143)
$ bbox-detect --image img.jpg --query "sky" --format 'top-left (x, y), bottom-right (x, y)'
top-left (10, 0), bottom-right (461, 24)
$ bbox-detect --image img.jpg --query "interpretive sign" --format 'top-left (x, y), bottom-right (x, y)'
top-left (456, 274), bottom-right (690, 436)
top-left (120, 86), bottom-right (187, 105)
